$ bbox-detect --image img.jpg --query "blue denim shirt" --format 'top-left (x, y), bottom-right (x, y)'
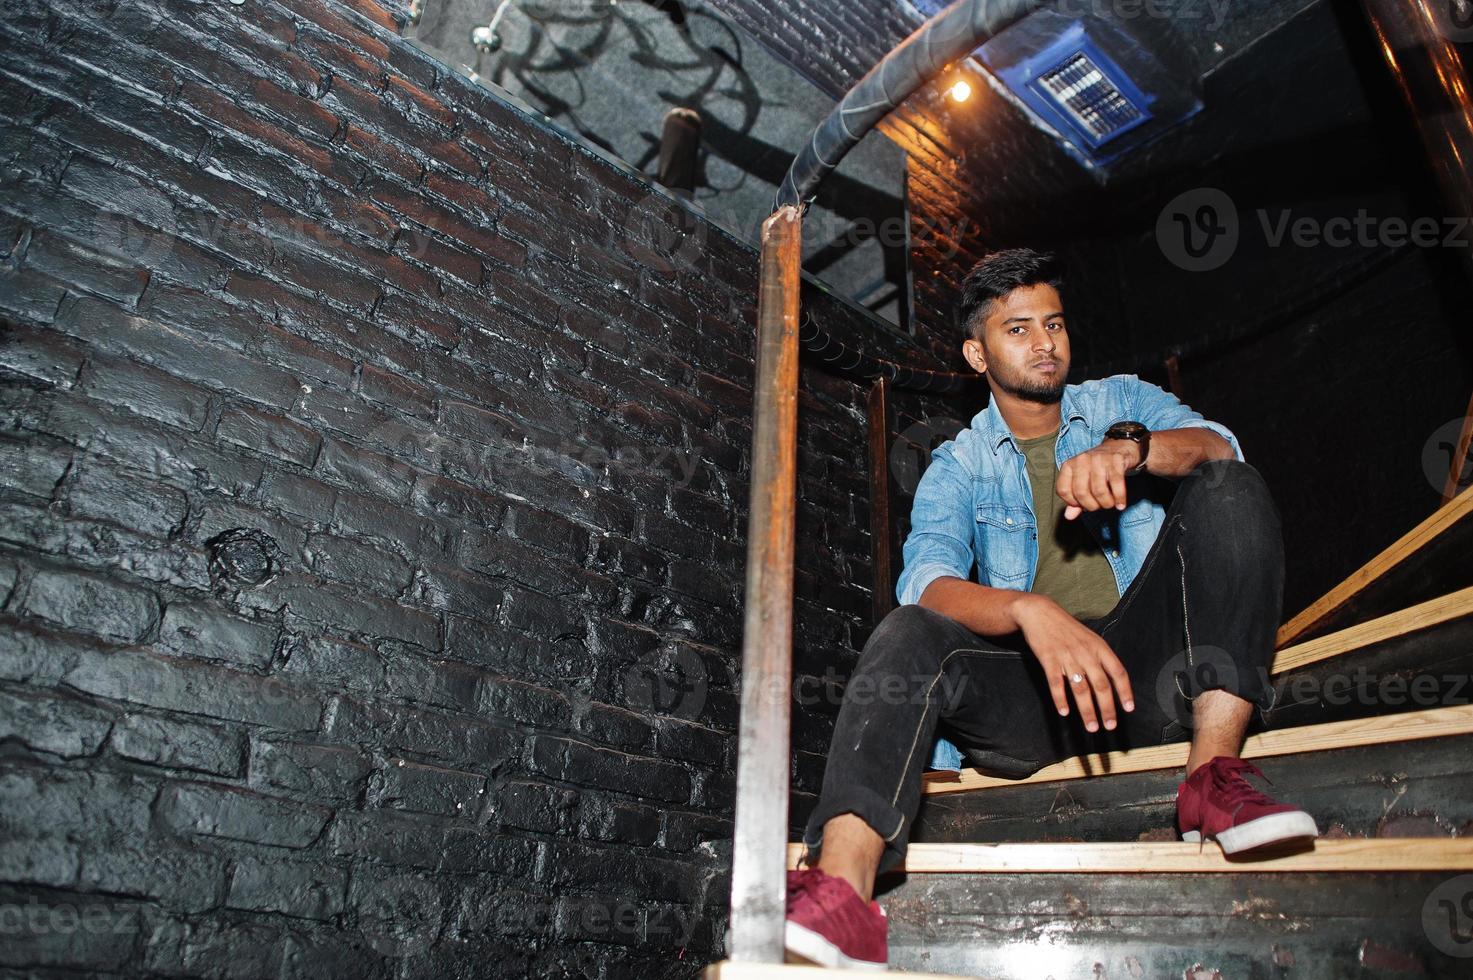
top-left (894, 372), bottom-right (1245, 771)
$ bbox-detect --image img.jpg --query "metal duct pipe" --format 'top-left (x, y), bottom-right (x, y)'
top-left (778, 0), bottom-right (1045, 392)
top-left (656, 107), bottom-right (702, 195)
top-left (777, 0), bottom-right (1046, 211)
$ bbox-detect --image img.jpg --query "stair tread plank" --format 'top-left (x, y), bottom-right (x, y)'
top-left (913, 733), bottom-right (1473, 843)
top-left (704, 962), bottom-right (982, 979)
top-left (787, 838), bottom-right (1473, 873)
top-left (1272, 582), bottom-right (1473, 672)
top-left (923, 702), bottom-right (1473, 795)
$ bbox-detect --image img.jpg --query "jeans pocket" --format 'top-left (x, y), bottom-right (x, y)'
top-left (960, 747), bottom-right (1044, 779)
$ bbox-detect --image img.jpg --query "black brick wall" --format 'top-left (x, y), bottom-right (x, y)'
top-left (0, 0), bottom-right (953, 974)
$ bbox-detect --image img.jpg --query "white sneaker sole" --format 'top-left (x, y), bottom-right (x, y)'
top-left (784, 920), bottom-right (888, 971)
top-left (1183, 810), bottom-right (1320, 854)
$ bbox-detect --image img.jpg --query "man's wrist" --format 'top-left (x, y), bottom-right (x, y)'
top-left (1125, 440), bottom-right (1147, 474)
top-left (1099, 440), bottom-right (1144, 472)
top-left (1007, 591), bottom-right (1052, 631)
top-left (1103, 420), bottom-right (1151, 475)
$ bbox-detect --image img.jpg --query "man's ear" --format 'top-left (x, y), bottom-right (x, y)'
top-left (962, 338), bottom-right (987, 375)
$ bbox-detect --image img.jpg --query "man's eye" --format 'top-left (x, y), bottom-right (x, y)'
top-left (1047, 322), bottom-right (1063, 330)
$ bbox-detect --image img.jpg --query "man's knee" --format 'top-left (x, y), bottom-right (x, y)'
top-left (861, 603), bottom-right (963, 676)
top-left (1179, 459), bottom-right (1278, 523)
top-left (1176, 459), bottom-right (1282, 564)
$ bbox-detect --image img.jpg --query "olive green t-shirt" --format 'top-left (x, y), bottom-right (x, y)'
top-left (1016, 429), bottom-right (1120, 621)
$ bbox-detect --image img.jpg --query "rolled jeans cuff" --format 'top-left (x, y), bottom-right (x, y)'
top-left (802, 783), bottom-right (911, 877)
top-left (1177, 661), bottom-right (1276, 714)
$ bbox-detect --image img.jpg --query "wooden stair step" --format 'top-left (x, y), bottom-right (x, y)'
top-left (923, 701), bottom-right (1473, 796)
top-left (912, 728), bottom-right (1473, 844)
top-left (879, 866), bottom-right (1470, 978)
top-left (1277, 488), bottom-right (1473, 647)
top-left (1271, 582), bottom-right (1473, 672)
top-left (703, 963), bottom-right (982, 979)
top-left (788, 838), bottom-right (1473, 873)
top-left (1259, 604), bottom-right (1473, 732)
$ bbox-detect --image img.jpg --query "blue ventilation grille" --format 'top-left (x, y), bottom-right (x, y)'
top-left (897, 2), bottom-right (1188, 166)
top-left (1022, 37), bottom-right (1152, 149)
top-left (1034, 50), bottom-right (1145, 144)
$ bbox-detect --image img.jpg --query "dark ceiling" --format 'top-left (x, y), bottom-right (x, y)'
top-left (704, 0), bottom-right (1323, 180)
top-left (411, 0), bottom-right (1469, 376)
top-left (708, 0), bottom-right (1361, 244)
top-left (697, 0), bottom-right (1428, 364)
top-left (741, 0), bottom-right (1466, 379)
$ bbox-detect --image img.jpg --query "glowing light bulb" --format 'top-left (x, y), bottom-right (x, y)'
top-left (949, 79), bottom-right (972, 103)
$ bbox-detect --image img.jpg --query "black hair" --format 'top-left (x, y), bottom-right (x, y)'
top-left (957, 248), bottom-right (1064, 343)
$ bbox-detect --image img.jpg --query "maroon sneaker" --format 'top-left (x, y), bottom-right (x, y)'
top-left (784, 868), bottom-right (887, 970)
top-left (1177, 755), bottom-right (1318, 855)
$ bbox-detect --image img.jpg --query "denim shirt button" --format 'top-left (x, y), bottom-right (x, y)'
top-left (1005, 517), bottom-right (1014, 525)
top-left (1111, 550), bottom-right (1120, 558)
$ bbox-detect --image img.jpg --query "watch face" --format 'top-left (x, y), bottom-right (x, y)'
top-left (1108, 421), bottom-right (1146, 439)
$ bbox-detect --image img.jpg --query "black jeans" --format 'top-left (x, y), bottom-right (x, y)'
top-left (803, 459), bottom-right (1284, 874)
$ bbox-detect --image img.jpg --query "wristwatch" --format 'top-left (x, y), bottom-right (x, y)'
top-left (1104, 420), bottom-right (1151, 475)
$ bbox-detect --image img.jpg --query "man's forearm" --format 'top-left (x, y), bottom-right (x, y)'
top-left (1141, 428), bottom-right (1234, 479)
top-left (917, 576), bottom-right (1039, 637)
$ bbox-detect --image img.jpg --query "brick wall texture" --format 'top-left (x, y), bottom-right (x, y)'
top-left (0, 0), bottom-right (956, 975)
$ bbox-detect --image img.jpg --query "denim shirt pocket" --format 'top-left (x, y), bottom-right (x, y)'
top-left (975, 503), bottom-right (1033, 587)
top-left (1120, 498), bottom-right (1154, 525)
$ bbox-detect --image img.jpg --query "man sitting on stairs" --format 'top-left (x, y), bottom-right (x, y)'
top-left (784, 248), bottom-right (1320, 971)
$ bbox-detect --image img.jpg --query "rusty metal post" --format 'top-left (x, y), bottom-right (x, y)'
top-left (727, 205), bottom-right (802, 962)
top-left (1442, 396), bottom-right (1473, 504)
top-left (867, 376), bottom-right (897, 626)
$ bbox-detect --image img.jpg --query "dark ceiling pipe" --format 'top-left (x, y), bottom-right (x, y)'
top-left (777, 0), bottom-right (1044, 211)
top-left (778, 0), bottom-right (1048, 392)
top-left (798, 311), bottom-right (978, 392)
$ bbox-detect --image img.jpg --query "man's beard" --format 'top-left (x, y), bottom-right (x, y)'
top-left (990, 357), bottom-right (1066, 404)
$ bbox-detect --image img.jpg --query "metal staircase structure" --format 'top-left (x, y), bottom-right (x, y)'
top-left (704, 0), bottom-right (1473, 974)
top-left (713, 490), bottom-right (1473, 975)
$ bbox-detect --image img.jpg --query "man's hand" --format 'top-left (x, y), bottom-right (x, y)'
top-left (1058, 441), bottom-right (1142, 520)
top-left (1013, 594), bottom-right (1135, 732)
